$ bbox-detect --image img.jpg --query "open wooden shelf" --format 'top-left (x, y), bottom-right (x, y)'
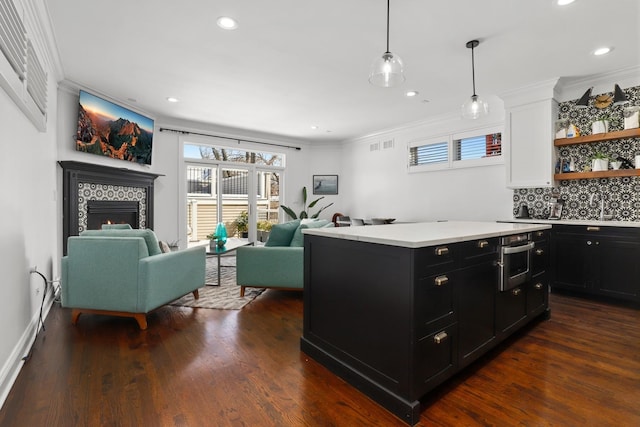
top-left (554, 169), bottom-right (640, 181)
top-left (554, 128), bottom-right (640, 146)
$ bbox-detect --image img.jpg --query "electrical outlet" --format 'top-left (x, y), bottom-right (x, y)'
top-left (29, 266), bottom-right (37, 274)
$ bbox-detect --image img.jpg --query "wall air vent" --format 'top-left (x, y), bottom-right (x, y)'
top-left (370, 142), bottom-right (380, 152)
top-left (382, 139), bottom-right (395, 150)
top-left (0, 0), bottom-right (47, 131)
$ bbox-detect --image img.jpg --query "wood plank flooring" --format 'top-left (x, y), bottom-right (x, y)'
top-left (0, 291), bottom-right (638, 426)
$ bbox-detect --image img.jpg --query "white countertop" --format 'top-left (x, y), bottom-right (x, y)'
top-left (504, 218), bottom-right (640, 228)
top-left (302, 221), bottom-right (552, 248)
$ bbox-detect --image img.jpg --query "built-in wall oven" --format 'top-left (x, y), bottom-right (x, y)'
top-left (498, 233), bottom-right (535, 291)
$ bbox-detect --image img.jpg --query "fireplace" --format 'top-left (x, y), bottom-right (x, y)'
top-left (60, 161), bottom-right (161, 254)
top-left (86, 200), bottom-right (140, 230)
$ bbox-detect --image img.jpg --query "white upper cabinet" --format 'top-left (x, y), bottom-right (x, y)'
top-left (501, 79), bottom-right (559, 189)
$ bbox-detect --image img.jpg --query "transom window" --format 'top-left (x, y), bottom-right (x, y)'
top-left (408, 127), bottom-right (502, 172)
top-left (184, 144), bottom-right (283, 167)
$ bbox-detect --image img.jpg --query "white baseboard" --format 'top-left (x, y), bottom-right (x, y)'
top-left (0, 290), bottom-right (56, 411)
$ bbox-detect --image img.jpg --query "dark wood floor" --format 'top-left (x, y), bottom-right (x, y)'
top-left (1, 290), bottom-right (639, 426)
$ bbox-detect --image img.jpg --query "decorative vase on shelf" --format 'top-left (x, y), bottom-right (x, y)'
top-left (591, 119), bottom-right (609, 134)
top-left (215, 222), bottom-right (228, 247)
top-left (592, 158), bottom-right (608, 172)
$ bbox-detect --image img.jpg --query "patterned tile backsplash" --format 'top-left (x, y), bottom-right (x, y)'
top-left (77, 182), bottom-right (147, 232)
top-left (513, 84), bottom-right (640, 222)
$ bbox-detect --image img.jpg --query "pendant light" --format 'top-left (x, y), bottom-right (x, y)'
top-left (369, 0), bottom-right (405, 87)
top-left (461, 40), bottom-right (489, 119)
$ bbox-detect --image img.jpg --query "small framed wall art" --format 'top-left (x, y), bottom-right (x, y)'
top-left (312, 175), bottom-right (338, 195)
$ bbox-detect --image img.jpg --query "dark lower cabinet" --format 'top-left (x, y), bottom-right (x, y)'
top-left (414, 322), bottom-right (458, 397)
top-left (458, 261), bottom-right (497, 368)
top-left (551, 225), bottom-right (640, 303)
top-left (496, 285), bottom-right (527, 334)
top-left (301, 232), bottom-right (550, 426)
top-left (527, 273), bottom-right (549, 316)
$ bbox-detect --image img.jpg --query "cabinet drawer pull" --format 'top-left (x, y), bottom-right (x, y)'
top-left (434, 275), bottom-right (448, 286)
top-left (536, 231), bottom-right (544, 237)
top-left (535, 248), bottom-right (544, 256)
top-left (477, 240), bottom-right (489, 249)
top-left (534, 283), bottom-right (543, 290)
top-left (435, 246), bottom-right (449, 256)
top-left (434, 331), bottom-right (448, 344)
top-left (512, 288), bottom-right (522, 296)
top-left (587, 226), bottom-right (600, 232)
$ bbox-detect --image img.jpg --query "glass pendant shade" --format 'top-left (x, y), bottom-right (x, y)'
top-left (462, 39), bottom-right (489, 119)
top-left (462, 94), bottom-right (490, 120)
top-left (369, 52), bottom-right (405, 87)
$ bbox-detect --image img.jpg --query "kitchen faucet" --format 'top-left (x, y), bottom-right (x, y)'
top-left (589, 189), bottom-right (607, 221)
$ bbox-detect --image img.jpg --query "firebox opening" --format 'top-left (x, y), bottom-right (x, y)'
top-left (87, 200), bottom-right (140, 230)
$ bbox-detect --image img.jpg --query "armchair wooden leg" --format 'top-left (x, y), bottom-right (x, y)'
top-left (71, 308), bottom-right (148, 330)
top-left (192, 289), bottom-right (199, 299)
top-left (71, 309), bottom-right (82, 325)
top-left (240, 286), bottom-right (246, 297)
top-left (133, 313), bottom-right (148, 330)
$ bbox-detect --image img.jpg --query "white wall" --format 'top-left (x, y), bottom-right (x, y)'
top-left (340, 96), bottom-right (513, 222)
top-left (0, 24), bottom-right (59, 411)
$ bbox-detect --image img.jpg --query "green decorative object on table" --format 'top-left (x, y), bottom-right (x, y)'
top-left (215, 222), bottom-right (228, 247)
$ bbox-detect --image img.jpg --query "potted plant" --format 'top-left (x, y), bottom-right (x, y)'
top-left (591, 150), bottom-right (609, 171)
top-left (257, 220), bottom-right (273, 242)
top-left (206, 232), bottom-right (220, 250)
top-left (591, 114), bottom-right (610, 134)
top-left (236, 211), bottom-right (249, 238)
top-left (280, 186), bottom-right (334, 220)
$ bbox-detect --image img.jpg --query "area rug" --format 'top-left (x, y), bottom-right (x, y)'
top-left (171, 255), bottom-right (264, 310)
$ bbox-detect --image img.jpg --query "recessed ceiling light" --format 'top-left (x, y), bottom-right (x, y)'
top-left (556, 0), bottom-right (575, 6)
top-left (217, 16), bottom-right (238, 30)
top-left (166, 97), bottom-right (179, 103)
top-left (310, 125), bottom-right (319, 130)
top-left (406, 91), bottom-right (419, 97)
top-left (593, 47), bottom-right (611, 56)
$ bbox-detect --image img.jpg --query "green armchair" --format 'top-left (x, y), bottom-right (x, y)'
top-left (61, 228), bottom-right (205, 329)
top-left (236, 219), bottom-right (333, 296)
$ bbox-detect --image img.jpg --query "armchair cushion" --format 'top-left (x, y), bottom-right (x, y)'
top-left (265, 220), bottom-right (300, 247)
top-left (289, 219), bottom-right (333, 247)
top-left (81, 228), bottom-right (162, 256)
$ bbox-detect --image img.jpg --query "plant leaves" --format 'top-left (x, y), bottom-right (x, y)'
top-left (280, 205), bottom-right (298, 220)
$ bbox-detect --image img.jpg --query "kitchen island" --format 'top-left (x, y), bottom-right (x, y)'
top-left (300, 221), bottom-right (552, 425)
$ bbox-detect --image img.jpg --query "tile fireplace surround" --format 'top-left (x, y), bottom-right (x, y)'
top-left (59, 161), bottom-right (161, 254)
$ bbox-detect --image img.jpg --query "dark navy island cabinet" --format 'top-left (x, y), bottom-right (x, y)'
top-left (301, 232), bottom-right (550, 426)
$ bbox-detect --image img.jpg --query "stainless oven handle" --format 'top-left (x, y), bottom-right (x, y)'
top-left (501, 242), bottom-right (535, 255)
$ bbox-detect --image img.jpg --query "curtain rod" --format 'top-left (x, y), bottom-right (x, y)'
top-left (158, 127), bottom-right (302, 151)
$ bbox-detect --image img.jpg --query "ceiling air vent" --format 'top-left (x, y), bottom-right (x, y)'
top-left (382, 139), bottom-right (395, 150)
top-left (370, 142), bottom-right (380, 152)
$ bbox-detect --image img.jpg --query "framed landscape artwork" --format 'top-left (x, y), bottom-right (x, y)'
top-left (76, 90), bottom-right (154, 165)
top-left (312, 175), bottom-right (338, 195)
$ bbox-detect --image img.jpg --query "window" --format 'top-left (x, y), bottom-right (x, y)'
top-left (409, 140), bottom-right (448, 166)
top-left (184, 144), bottom-right (283, 167)
top-left (187, 166), bottom-right (213, 196)
top-left (454, 133), bottom-right (502, 161)
top-left (408, 127), bottom-right (502, 172)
